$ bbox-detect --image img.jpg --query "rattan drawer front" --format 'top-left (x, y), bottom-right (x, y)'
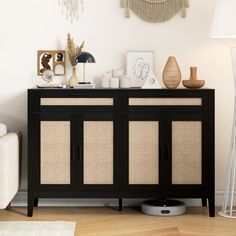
top-left (41, 98), bottom-right (114, 106)
top-left (129, 98), bottom-right (202, 106)
top-left (84, 121), bottom-right (113, 185)
top-left (40, 121), bottom-right (70, 185)
top-left (129, 121), bottom-right (159, 185)
top-left (172, 121), bottom-right (202, 185)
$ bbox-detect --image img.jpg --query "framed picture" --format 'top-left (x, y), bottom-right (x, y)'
top-left (126, 51), bottom-right (154, 88)
top-left (37, 50), bottom-right (66, 76)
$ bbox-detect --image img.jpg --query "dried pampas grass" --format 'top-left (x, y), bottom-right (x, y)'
top-left (67, 33), bottom-right (84, 67)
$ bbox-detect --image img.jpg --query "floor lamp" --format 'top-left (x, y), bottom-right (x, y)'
top-left (210, 0), bottom-right (236, 218)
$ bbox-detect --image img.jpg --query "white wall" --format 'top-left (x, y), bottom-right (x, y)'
top-left (0, 0), bottom-right (234, 192)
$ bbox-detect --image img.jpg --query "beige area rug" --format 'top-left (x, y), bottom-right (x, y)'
top-left (0, 221), bottom-right (76, 236)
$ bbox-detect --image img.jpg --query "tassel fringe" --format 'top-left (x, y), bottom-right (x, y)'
top-left (120, 0), bottom-right (126, 8)
top-left (125, 0), bottom-right (130, 18)
top-left (121, 0), bottom-right (190, 22)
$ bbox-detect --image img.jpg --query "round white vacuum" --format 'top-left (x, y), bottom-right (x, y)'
top-left (141, 199), bottom-right (186, 216)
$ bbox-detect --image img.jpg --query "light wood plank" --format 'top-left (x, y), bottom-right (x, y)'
top-left (0, 207), bottom-right (235, 236)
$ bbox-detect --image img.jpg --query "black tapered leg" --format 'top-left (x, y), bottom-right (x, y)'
top-left (208, 195), bottom-right (215, 217)
top-left (34, 198), bottom-right (39, 207)
top-left (202, 197), bottom-right (207, 207)
top-left (119, 198), bottom-right (123, 211)
top-left (28, 193), bottom-right (34, 217)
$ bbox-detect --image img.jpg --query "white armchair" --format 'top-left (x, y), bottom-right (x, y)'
top-left (0, 123), bottom-right (20, 209)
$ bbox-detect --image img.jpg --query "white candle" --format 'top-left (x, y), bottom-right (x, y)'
top-left (120, 75), bottom-right (130, 88)
top-left (102, 74), bottom-right (111, 88)
top-left (113, 69), bottom-right (124, 78)
top-left (110, 77), bottom-right (119, 88)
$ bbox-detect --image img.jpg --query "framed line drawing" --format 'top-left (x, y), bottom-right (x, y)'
top-left (126, 51), bottom-right (154, 88)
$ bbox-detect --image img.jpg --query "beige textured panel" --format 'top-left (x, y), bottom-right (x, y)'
top-left (129, 98), bottom-right (202, 106)
top-left (129, 121), bottom-right (159, 184)
top-left (172, 121), bottom-right (202, 184)
top-left (40, 121), bottom-right (70, 185)
top-left (84, 121), bottom-right (113, 184)
top-left (41, 98), bottom-right (114, 106)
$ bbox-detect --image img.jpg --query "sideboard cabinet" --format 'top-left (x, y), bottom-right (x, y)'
top-left (28, 89), bottom-right (215, 217)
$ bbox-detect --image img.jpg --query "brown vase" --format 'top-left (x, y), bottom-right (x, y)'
top-left (162, 57), bottom-right (181, 89)
top-left (182, 67), bottom-right (205, 89)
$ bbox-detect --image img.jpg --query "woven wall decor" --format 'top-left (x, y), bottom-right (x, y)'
top-left (121, 0), bottom-right (190, 23)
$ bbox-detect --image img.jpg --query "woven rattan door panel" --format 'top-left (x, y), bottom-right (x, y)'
top-left (83, 121), bottom-right (113, 185)
top-left (129, 98), bottom-right (202, 106)
top-left (40, 121), bottom-right (70, 185)
top-left (129, 121), bottom-right (159, 185)
top-left (41, 98), bottom-right (113, 106)
top-left (172, 121), bottom-right (202, 184)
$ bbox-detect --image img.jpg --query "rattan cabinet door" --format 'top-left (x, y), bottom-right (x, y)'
top-left (83, 121), bottom-right (114, 185)
top-left (129, 121), bottom-right (159, 185)
top-left (40, 121), bottom-right (71, 185)
top-left (172, 121), bottom-right (202, 185)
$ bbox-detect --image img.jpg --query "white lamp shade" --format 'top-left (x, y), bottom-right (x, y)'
top-left (210, 0), bottom-right (236, 38)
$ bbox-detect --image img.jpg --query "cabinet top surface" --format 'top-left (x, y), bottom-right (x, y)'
top-left (28, 88), bottom-right (214, 92)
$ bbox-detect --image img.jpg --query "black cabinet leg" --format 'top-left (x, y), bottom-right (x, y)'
top-left (202, 197), bottom-right (207, 207)
top-left (34, 198), bottom-right (39, 207)
top-left (119, 198), bottom-right (123, 211)
top-left (28, 193), bottom-right (34, 217)
top-left (208, 195), bottom-right (215, 217)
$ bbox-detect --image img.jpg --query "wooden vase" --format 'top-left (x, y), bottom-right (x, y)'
top-left (162, 57), bottom-right (181, 89)
top-left (182, 67), bottom-right (205, 89)
top-left (69, 67), bottom-right (78, 87)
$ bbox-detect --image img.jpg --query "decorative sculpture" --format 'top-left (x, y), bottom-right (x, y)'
top-left (40, 53), bottom-right (52, 74)
top-left (121, 0), bottom-right (189, 23)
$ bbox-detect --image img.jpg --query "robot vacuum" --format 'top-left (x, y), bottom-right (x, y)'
top-left (141, 199), bottom-right (186, 216)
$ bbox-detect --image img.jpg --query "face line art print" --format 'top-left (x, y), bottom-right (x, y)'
top-left (133, 58), bottom-right (150, 81)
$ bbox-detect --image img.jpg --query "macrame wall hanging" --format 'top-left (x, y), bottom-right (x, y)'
top-left (59, 0), bottom-right (84, 23)
top-left (121, 0), bottom-right (190, 23)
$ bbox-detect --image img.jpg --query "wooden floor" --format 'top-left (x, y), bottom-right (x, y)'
top-left (0, 207), bottom-right (235, 236)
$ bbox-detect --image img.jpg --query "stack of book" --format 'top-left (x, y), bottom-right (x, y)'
top-left (73, 82), bottom-right (95, 89)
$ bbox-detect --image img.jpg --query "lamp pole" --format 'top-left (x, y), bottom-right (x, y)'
top-left (210, 0), bottom-right (236, 218)
top-left (83, 63), bottom-right (86, 83)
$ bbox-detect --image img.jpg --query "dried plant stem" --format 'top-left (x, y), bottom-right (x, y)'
top-left (67, 33), bottom-right (84, 67)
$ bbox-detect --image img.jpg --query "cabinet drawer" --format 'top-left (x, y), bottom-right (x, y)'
top-left (41, 98), bottom-right (114, 106)
top-left (129, 98), bottom-right (202, 106)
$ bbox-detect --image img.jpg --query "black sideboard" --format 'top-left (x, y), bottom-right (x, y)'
top-left (28, 88), bottom-right (215, 217)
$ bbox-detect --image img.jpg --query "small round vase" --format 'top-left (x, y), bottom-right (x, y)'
top-left (162, 57), bottom-right (181, 89)
top-left (182, 67), bottom-right (205, 89)
top-left (69, 67), bottom-right (78, 87)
